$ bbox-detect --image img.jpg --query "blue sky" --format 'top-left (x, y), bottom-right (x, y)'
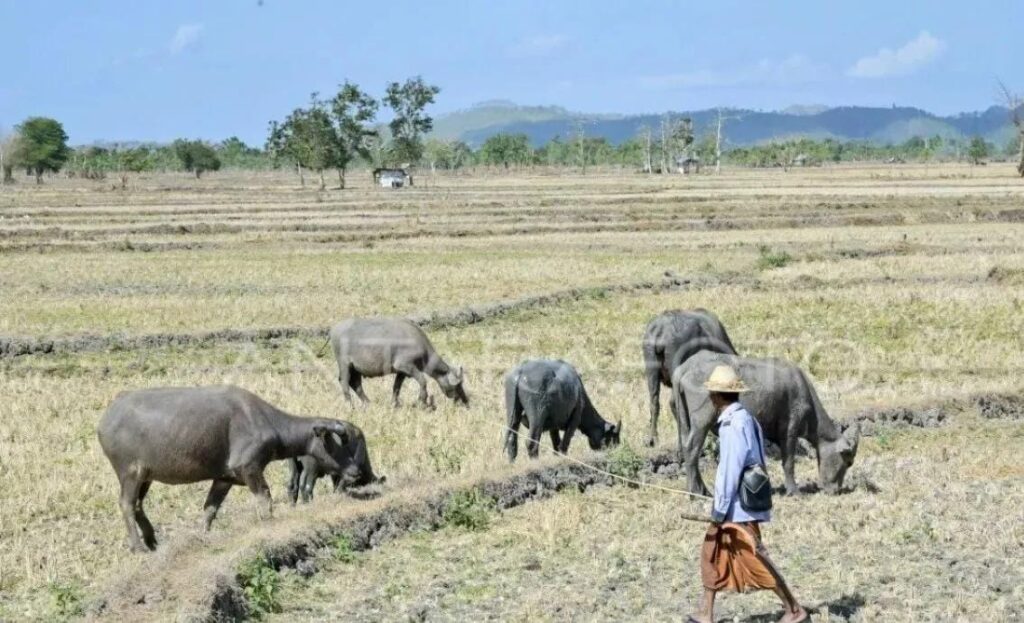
top-left (0, 0), bottom-right (1018, 144)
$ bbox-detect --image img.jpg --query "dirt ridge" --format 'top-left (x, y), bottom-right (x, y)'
top-left (89, 392), bottom-right (1022, 621)
top-left (0, 273), bottom-right (694, 358)
top-left (93, 453), bottom-right (672, 622)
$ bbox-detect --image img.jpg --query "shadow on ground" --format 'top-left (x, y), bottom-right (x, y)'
top-left (733, 592), bottom-right (866, 622)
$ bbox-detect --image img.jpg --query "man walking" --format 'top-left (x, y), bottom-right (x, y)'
top-left (688, 365), bottom-right (808, 623)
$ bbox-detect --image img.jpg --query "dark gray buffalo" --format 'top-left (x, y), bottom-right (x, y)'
top-left (642, 309), bottom-right (738, 448)
top-left (327, 318), bottom-right (468, 408)
top-left (672, 351), bottom-right (861, 496)
top-left (97, 385), bottom-right (353, 552)
top-left (286, 423), bottom-right (384, 503)
top-left (504, 359), bottom-right (620, 461)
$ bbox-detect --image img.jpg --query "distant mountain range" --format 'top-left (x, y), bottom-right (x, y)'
top-left (431, 101), bottom-right (1019, 148)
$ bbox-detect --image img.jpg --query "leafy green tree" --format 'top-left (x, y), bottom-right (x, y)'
top-left (423, 138), bottom-right (453, 172)
top-left (479, 133), bottom-right (531, 169)
top-left (967, 135), bottom-right (989, 164)
top-left (329, 82), bottom-right (378, 188)
top-left (14, 117), bottom-right (70, 183)
top-left (329, 81), bottom-right (378, 188)
top-left (449, 141), bottom-right (474, 169)
top-left (615, 137), bottom-right (646, 169)
top-left (693, 133), bottom-right (717, 166)
top-left (901, 136), bottom-right (926, 156)
top-left (383, 76), bottom-right (440, 165)
top-left (173, 140), bottom-right (222, 178)
top-left (116, 147), bottom-right (152, 189)
top-left (266, 96), bottom-right (339, 189)
top-left (217, 137), bottom-right (268, 169)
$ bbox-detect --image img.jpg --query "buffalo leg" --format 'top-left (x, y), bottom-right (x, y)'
top-left (202, 480), bottom-right (233, 530)
top-left (338, 365), bottom-right (354, 404)
top-left (684, 430), bottom-right (711, 497)
top-left (349, 370), bottom-right (370, 404)
top-left (118, 473), bottom-right (149, 552)
top-left (299, 467), bottom-right (317, 503)
top-left (670, 390), bottom-right (684, 461)
top-left (559, 404), bottom-right (582, 454)
top-left (505, 408), bottom-right (522, 463)
top-left (548, 429), bottom-right (562, 452)
top-left (392, 373), bottom-right (407, 407)
top-left (135, 481), bottom-right (157, 550)
top-left (242, 469), bottom-right (273, 519)
top-left (782, 434), bottom-right (800, 495)
top-left (286, 458), bottom-right (301, 505)
top-left (406, 368), bottom-right (432, 409)
top-left (526, 421), bottom-right (543, 459)
top-left (645, 369), bottom-right (661, 447)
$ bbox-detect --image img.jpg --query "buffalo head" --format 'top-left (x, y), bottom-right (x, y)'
top-left (817, 421), bottom-right (861, 494)
top-left (438, 366), bottom-right (469, 406)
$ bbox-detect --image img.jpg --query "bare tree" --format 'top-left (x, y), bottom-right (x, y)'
top-left (713, 108), bottom-right (742, 174)
top-left (573, 119), bottom-right (588, 174)
top-left (659, 115), bottom-right (694, 173)
top-left (660, 115), bottom-right (670, 174)
top-left (637, 124), bottom-right (653, 173)
top-left (997, 80), bottom-right (1024, 177)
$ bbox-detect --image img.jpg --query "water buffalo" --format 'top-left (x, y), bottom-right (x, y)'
top-left (672, 351), bottom-right (860, 496)
top-left (504, 359), bottom-right (620, 461)
top-left (97, 385), bottom-right (353, 552)
top-left (642, 309), bottom-right (737, 448)
top-left (326, 318), bottom-right (468, 408)
top-left (286, 423), bottom-right (384, 503)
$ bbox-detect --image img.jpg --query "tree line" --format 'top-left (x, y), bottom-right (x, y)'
top-left (3, 77), bottom-right (1022, 186)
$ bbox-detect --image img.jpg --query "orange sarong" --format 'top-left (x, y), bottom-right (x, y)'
top-left (701, 522), bottom-right (779, 592)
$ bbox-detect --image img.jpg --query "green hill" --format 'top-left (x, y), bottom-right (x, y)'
top-left (431, 102), bottom-right (1018, 149)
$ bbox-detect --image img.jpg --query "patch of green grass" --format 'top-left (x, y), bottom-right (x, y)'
top-left (329, 534), bottom-right (357, 564)
top-left (429, 444), bottom-right (465, 476)
top-left (606, 442), bottom-right (645, 480)
top-left (47, 582), bottom-right (84, 621)
top-left (238, 556), bottom-right (282, 619)
top-left (756, 245), bottom-right (793, 270)
top-left (443, 489), bottom-right (496, 531)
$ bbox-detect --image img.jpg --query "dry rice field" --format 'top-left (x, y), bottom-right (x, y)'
top-left (0, 164), bottom-right (1022, 622)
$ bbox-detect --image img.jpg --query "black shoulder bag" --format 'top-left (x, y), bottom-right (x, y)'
top-left (739, 423), bottom-right (773, 513)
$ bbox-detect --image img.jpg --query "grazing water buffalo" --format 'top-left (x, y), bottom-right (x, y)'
top-left (504, 359), bottom-right (620, 461)
top-left (286, 423), bottom-right (384, 503)
top-left (672, 351), bottom-right (861, 496)
top-left (327, 318), bottom-right (468, 408)
top-left (642, 309), bottom-right (737, 448)
top-left (97, 385), bottom-right (353, 552)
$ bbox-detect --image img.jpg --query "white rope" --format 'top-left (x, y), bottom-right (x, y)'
top-left (491, 416), bottom-right (713, 502)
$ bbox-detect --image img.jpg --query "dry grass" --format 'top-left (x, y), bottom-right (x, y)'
top-left (265, 415), bottom-right (1024, 622)
top-left (0, 163), bottom-right (1022, 621)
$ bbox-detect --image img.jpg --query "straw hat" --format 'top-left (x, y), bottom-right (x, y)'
top-left (704, 364), bottom-right (750, 393)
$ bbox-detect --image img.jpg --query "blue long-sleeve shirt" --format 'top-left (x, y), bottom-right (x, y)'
top-left (711, 402), bottom-right (771, 524)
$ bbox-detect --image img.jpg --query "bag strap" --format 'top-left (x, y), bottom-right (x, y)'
top-left (750, 418), bottom-right (768, 468)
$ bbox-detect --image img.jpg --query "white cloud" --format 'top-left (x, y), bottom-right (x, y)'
top-left (639, 55), bottom-right (827, 89)
top-left (169, 23), bottom-right (204, 55)
top-left (848, 31), bottom-right (945, 78)
top-left (507, 34), bottom-right (568, 59)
